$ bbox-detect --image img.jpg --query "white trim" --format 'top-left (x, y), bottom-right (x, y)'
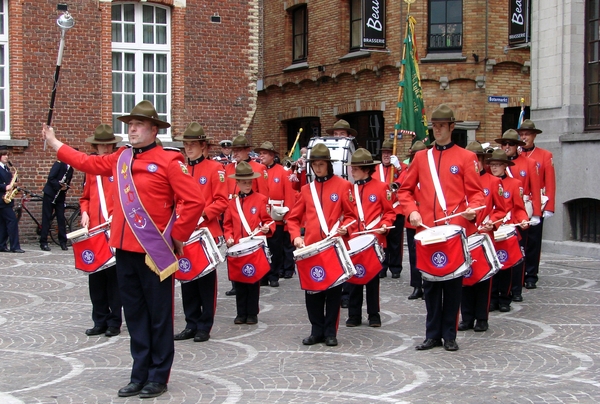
top-left (0, 0), bottom-right (9, 140)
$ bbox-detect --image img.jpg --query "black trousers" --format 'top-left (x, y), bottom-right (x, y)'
top-left (89, 265), bottom-right (122, 329)
top-left (491, 267), bottom-right (513, 307)
top-left (460, 278), bottom-right (491, 324)
top-left (382, 214), bottom-right (405, 275)
top-left (181, 269), bottom-right (217, 333)
top-left (40, 193), bottom-right (67, 244)
top-left (115, 249), bottom-right (174, 385)
top-left (305, 284), bottom-right (342, 338)
top-left (266, 224), bottom-right (294, 281)
top-left (0, 205), bottom-right (21, 251)
top-left (524, 218), bottom-right (544, 285)
top-left (423, 277), bottom-right (462, 341)
top-left (406, 228), bottom-right (421, 288)
top-left (234, 281), bottom-right (260, 316)
top-left (347, 276), bottom-right (380, 318)
top-left (511, 227), bottom-right (528, 298)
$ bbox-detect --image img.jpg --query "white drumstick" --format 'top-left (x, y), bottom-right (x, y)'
top-left (433, 205), bottom-right (486, 223)
top-left (325, 219), bottom-right (357, 240)
top-left (353, 226), bottom-right (396, 236)
top-left (66, 219), bottom-right (112, 240)
top-left (419, 223), bottom-right (431, 229)
top-left (249, 221), bottom-right (275, 237)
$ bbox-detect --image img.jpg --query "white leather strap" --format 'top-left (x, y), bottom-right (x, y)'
top-left (96, 175), bottom-right (109, 222)
top-left (427, 148), bottom-right (447, 214)
top-left (310, 181), bottom-right (330, 235)
top-left (235, 197), bottom-right (253, 236)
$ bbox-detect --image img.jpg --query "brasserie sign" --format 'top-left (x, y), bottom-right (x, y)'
top-left (363, 0), bottom-right (386, 49)
top-left (508, 0), bottom-right (530, 45)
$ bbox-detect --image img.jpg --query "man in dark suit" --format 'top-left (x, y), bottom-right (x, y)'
top-left (0, 146), bottom-right (24, 253)
top-left (39, 159), bottom-right (73, 251)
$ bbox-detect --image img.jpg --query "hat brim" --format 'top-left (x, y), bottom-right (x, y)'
top-left (485, 158), bottom-right (515, 166)
top-left (344, 159), bottom-right (381, 167)
top-left (85, 135), bottom-right (123, 144)
top-left (231, 144), bottom-right (252, 149)
top-left (325, 127), bottom-right (358, 136)
top-left (117, 114), bottom-right (171, 129)
top-left (228, 172), bottom-right (261, 180)
top-left (430, 118), bottom-right (464, 123)
top-left (516, 128), bottom-right (543, 135)
top-left (254, 147), bottom-right (278, 155)
top-left (173, 135), bottom-right (214, 142)
top-left (494, 138), bottom-right (526, 146)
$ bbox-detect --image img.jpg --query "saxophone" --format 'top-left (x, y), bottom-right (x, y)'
top-left (3, 162), bottom-right (18, 204)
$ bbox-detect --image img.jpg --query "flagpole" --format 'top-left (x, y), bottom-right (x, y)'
top-left (390, 0), bottom-right (415, 183)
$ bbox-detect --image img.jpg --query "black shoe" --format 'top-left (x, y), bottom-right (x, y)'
top-left (174, 328), bottom-right (196, 340)
top-left (499, 304), bottom-right (511, 312)
top-left (458, 321), bottom-right (474, 331)
top-left (118, 382), bottom-right (144, 397)
top-left (60, 243), bottom-right (68, 251)
top-left (11, 249), bottom-right (25, 253)
top-left (379, 270), bottom-right (387, 278)
top-left (325, 336), bottom-right (338, 346)
top-left (85, 326), bottom-right (107, 336)
top-left (139, 382), bottom-right (168, 399)
top-left (269, 280), bottom-right (279, 287)
top-left (246, 315), bottom-right (258, 325)
top-left (489, 302), bottom-right (499, 312)
top-left (524, 282), bottom-right (537, 289)
top-left (284, 271), bottom-right (294, 279)
top-left (473, 320), bottom-right (489, 332)
top-left (391, 272), bottom-right (401, 279)
top-left (0, 247), bottom-right (9, 252)
top-left (415, 339), bottom-right (442, 350)
top-left (234, 315), bottom-right (247, 324)
top-left (443, 339), bottom-right (459, 351)
top-left (105, 327), bottom-right (120, 337)
top-left (368, 314), bottom-right (381, 327)
top-left (408, 287), bottom-right (423, 300)
top-left (194, 331), bottom-right (210, 342)
top-left (512, 294), bottom-right (523, 302)
top-left (340, 296), bottom-right (349, 308)
top-left (345, 316), bottom-right (362, 327)
top-left (259, 279), bottom-right (269, 286)
top-left (302, 335), bottom-right (324, 345)
top-left (40, 243), bottom-right (51, 251)
top-left (225, 287), bottom-right (236, 296)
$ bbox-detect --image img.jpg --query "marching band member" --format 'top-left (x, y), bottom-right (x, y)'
top-left (458, 142), bottom-right (506, 332)
top-left (255, 141), bottom-right (297, 284)
top-left (345, 149), bottom-right (395, 327)
top-left (173, 123), bottom-right (228, 343)
top-left (495, 129), bottom-right (541, 302)
top-left (80, 125), bottom-right (122, 338)
top-left (375, 139), bottom-right (407, 279)
top-left (43, 100), bottom-right (205, 399)
top-left (517, 120), bottom-right (555, 290)
top-left (0, 146), bottom-right (24, 253)
top-left (486, 149), bottom-right (530, 312)
top-left (223, 162), bottom-right (273, 325)
top-left (40, 157), bottom-right (74, 251)
top-left (398, 104), bottom-right (485, 352)
top-left (213, 139), bottom-right (232, 165)
top-left (287, 143), bottom-right (357, 347)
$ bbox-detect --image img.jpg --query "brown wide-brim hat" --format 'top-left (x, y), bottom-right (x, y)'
top-left (345, 148), bottom-right (380, 166)
top-left (516, 119), bottom-right (543, 135)
top-left (228, 161), bottom-right (261, 180)
top-left (254, 141), bottom-right (278, 155)
top-left (85, 124), bottom-right (122, 144)
top-left (486, 149), bottom-right (515, 166)
top-left (494, 129), bottom-right (526, 146)
top-left (465, 141), bottom-right (492, 157)
top-left (173, 122), bottom-right (213, 141)
top-left (231, 135), bottom-right (252, 149)
top-left (407, 140), bottom-right (430, 156)
top-left (380, 138), bottom-right (395, 151)
top-left (430, 104), bottom-right (463, 123)
top-left (325, 119), bottom-right (358, 136)
top-left (307, 143), bottom-right (338, 162)
top-left (117, 100), bottom-right (171, 129)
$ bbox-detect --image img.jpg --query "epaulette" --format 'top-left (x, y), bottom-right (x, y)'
top-left (163, 147), bottom-right (182, 153)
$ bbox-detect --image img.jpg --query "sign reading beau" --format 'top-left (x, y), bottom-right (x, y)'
top-left (508, 0), bottom-right (530, 45)
top-left (363, 0), bottom-right (386, 49)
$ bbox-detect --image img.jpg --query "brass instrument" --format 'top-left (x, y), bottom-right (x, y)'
top-left (52, 166), bottom-right (71, 204)
top-left (389, 182), bottom-right (399, 192)
top-left (3, 162), bottom-right (18, 204)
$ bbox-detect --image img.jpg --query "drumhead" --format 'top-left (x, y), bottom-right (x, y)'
top-left (414, 224), bottom-right (463, 242)
top-left (467, 234), bottom-right (484, 249)
top-left (348, 234), bottom-right (376, 253)
top-left (293, 237), bottom-right (338, 259)
top-left (306, 136), bottom-right (355, 182)
top-left (228, 239), bottom-right (263, 254)
top-left (494, 224), bottom-right (517, 239)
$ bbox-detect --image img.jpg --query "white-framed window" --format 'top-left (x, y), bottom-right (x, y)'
top-left (111, 2), bottom-right (170, 138)
top-left (0, 0), bottom-right (9, 139)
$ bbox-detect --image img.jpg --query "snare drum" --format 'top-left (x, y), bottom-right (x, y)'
top-left (463, 233), bottom-right (502, 286)
top-left (176, 228), bottom-right (224, 283)
top-left (347, 234), bottom-right (385, 285)
top-left (293, 237), bottom-right (356, 292)
top-left (306, 136), bottom-right (355, 182)
top-left (72, 230), bottom-right (115, 274)
top-left (227, 238), bottom-right (271, 284)
top-left (493, 225), bottom-right (524, 269)
top-left (414, 225), bottom-right (470, 281)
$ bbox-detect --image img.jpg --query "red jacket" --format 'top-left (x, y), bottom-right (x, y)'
top-left (58, 144), bottom-right (205, 252)
top-left (223, 191), bottom-right (273, 243)
top-left (506, 153), bottom-right (542, 216)
top-left (476, 171), bottom-right (507, 230)
top-left (351, 177), bottom-right (396, 246)
top-left (373, 162), bottom-right (406, 215)
top-left (225, 159), bottom-right (269, 198)
top-left (398, 144), bottom-right (485, 236)
top-left (265, 163), bottom-right (297, 224)
top-left (498, 175), bottom-right (529, 225)
top-left (79, 170), bottom-right (114, 228)
top-left (521, 146), bottom-right (555, 212)
top-left (287, 175), bottom-right (357, 245)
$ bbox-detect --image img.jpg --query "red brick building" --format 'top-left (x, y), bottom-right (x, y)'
top-left (251, 0), bottom-right (531, 158)
top-left (0, 0), bottom-right (257, 241)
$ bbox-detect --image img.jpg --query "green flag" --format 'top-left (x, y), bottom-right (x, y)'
top-left (398, 17), bottom-right (428, 144)
top-left (291, 142), bottom-right (301, 161)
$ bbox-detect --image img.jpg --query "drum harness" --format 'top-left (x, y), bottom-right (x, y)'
top-left (353, 183), bottom-right (381, 231)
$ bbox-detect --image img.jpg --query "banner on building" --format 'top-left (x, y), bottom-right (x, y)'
top-left (508, 0), bottom-right (530, 46)
top-left (363, 0), bottom-right (386, 49)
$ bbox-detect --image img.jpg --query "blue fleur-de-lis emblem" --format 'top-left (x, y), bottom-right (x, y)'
top-left (82, 250), bottom-right (95, 265)
top-left (250, 207), bottom-right (257, 214)
top-left (199, 176), bottom-right (207, 185)
top-left (274, 177), bottom-right (280, 183)
top-left (330, 193), bottom-right (339, 202)
top-left (519, 170), bottom-right (526, 177)
top-left (450, 165), bottom-right (459, 174)
top-left (497, 250), bottom-right (508, 263)
top-left (503, 191), bottom-right (511, 199)
top-left (147, 163), bottom-right (158, 173)
top-left (484, 188), bottom-right (490, 196)
top-left (431, 251), bottom-right (448, 268)
top-left (355, 264), bottom-right (366, 278)
top-left (109, 176), bottom-right (114, 182)
top-left (242, 264), bottom-right (256, 277)
top-left (178, 258), bottom-right (192, 272)
top-left (369, 194), bottom-right (377, 202)
top-left (310, 266), bottom-right (325, 281)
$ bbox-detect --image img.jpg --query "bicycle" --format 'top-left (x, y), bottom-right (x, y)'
top-left (13, 188), bottom-right (81, 246)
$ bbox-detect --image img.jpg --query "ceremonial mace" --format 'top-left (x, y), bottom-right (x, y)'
top-left (44, 4), bottom-right (75, 150)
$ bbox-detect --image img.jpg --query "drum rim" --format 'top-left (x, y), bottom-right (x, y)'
top-left (414, 224), bottom-right (463, 241)
top-left (227, 239), bottom-right (264, 254)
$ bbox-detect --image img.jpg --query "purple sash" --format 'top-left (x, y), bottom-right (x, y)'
top-left (117, 148), bottom-right (178, 281)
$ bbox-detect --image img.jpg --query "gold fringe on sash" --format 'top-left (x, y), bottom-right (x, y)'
top-left (145, 254), bottom-right (179, 282)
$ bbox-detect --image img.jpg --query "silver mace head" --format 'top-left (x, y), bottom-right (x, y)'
top-left (56, 11), bottom-right (75, 33)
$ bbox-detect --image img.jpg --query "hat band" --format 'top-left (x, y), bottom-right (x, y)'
top-left (236, 172), bottom-right (255, 177)
top-left (95, 136), bottom-right (117, 142)
top-left (354, 159), bottom-right (374, 164)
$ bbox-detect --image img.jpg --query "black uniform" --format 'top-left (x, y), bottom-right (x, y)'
top-left (0, 162), bottom-right (22, 251)
top-left (40, 161), bottom-right (73, 247)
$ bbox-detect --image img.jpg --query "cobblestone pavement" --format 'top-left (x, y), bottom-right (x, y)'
top-left (1, 244), bottom-right (599, 403)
